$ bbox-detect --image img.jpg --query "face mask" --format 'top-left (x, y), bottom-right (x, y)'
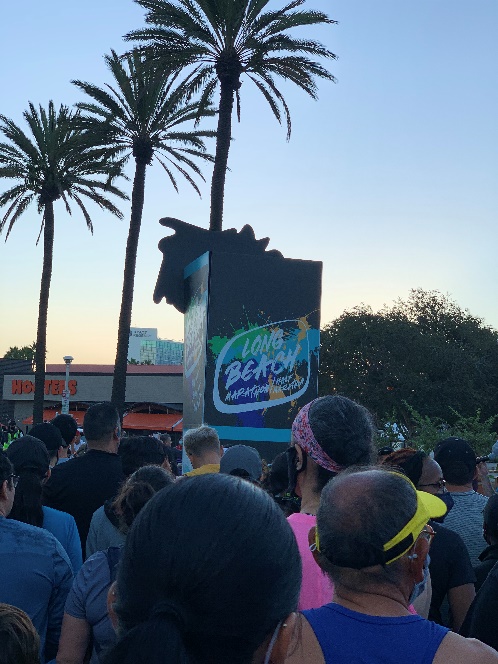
top-left (409, 553), bottom-right (430, 604)
top-left (431, 492), bottom-right (454, 523)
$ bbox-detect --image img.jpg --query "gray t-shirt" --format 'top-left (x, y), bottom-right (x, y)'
top-left (442, 491), bottom-right (488, 567)
top-left (64, 550), bottom-right (117, 662)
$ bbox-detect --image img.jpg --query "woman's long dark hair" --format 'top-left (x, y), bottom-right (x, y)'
top-left (104, 474), bottom-right (301, 664)
top-left (6, 437), bottom-right (50, 527)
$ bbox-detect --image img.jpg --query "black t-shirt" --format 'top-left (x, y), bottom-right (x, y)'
top-left (428, 521), bottom-right (476, 625)
top-left (460, 559), bottom-right (498, 650)
top-left (43, 449), bottom-right (124, 558)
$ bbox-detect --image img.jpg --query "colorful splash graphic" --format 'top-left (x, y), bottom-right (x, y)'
top-left (211, 318), bottom-right (319, 414)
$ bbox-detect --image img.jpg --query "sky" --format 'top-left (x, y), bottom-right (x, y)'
top-left (0, 1), bottom-right (497, 364)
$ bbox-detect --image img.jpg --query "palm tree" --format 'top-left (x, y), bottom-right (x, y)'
top-left (0, 102), bottom-right (127, 424)
top-left (73, 50), bottom-right (215, 418)
top-left (126, 0), bottom-right (337, 231)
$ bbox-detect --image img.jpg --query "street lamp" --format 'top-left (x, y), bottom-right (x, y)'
top-left (62, 356), bottom-right (74, 415)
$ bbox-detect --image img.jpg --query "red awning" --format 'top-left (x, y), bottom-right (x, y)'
top-left (122, 412), bottom-right (183, 431)
top-left (23, 410), bottom-right (86, 426)
top-left (22, 410), bottom-right (183, 432)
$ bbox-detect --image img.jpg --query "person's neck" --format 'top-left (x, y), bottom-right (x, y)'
top-left (299, 485), bottom-right (320, 516)
top-left (87, 442), bottom-right (116, 454)
top-left (333, 584), bottom-right (412, 617)
top-left (0, 505), bottom-right (9, 518)
top-left (446, 482), bottom-right (473, 492)
top-left (195, 453), bottom-right (220, 469)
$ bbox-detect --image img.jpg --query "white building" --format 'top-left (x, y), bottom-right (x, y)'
top-left (128, 328), bottom-right (158, 362)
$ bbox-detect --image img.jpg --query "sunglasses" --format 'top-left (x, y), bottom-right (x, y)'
top-left (418, 479), bottom-right (446, 491)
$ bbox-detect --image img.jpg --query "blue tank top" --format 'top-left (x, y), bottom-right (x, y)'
top-left (303, 603), bottom-right (449, 664)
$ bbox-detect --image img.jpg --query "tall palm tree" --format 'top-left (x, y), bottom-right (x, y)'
top-left (0, 102), bottom-right (127, 424)
top-left (73, 50), bottom-right (214, 417)
top-left (126, 0), bottom-right (337, 231)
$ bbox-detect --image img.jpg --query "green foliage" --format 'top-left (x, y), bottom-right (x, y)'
top-left (402, 405), bottom-right (497, 457)
top-left (320, 289), bottom-right (498, 437)
top-left (0, 101), bottom-right (127, 239)
top-left (3, 342), bottom-right (36, 363)
top-left (73, 50), bottom-right (215, 190)
top-left (127, 0), bottom-right (336, 136)
top-left (127, 0), bottom-right (337, 229)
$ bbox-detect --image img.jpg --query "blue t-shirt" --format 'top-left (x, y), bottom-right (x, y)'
top-left (303, 603), bottom-right (449, 664)
top-left (43, 506), bottom-right (83, 573)
top-left (0, 517), bottom-right (74, 663)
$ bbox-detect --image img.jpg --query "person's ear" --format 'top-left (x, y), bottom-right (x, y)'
top-left (295, 445), bottom-right (304, 471)
top-left (307, 525), bottom-right (327, 571)
top-left (107, 582), bottom-right (119, 632)
top-left (409, 536), bottom-right (429, 583)
top-left (219, 446), bottom-right (224, 458)
top-left (161, 458), bottom-right (172, 474)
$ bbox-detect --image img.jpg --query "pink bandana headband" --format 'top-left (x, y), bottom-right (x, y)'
top-left (292, 400), bottom-right (344, 473)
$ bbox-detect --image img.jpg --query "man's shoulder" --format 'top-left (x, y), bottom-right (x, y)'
top-left (0, 517), bottom-right (60, 550)
top-left (434, 632), bottom-right (498, 663)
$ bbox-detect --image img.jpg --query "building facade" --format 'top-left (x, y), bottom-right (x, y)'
top-left (140, 339), bottom-right (184, 365)
top-left (2, 364), bottom-right (183, 434)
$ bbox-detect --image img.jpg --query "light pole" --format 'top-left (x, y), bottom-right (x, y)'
top-left (62, 356), bottom-right (74, 415)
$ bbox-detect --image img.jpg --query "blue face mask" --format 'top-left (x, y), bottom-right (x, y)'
top-left (409, 553), bottom-right (430, 604)
top-left (431, 492), bottom-right (454, 523)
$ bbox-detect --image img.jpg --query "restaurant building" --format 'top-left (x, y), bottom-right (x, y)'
top-left (1, 363), bottom-right (183, 437)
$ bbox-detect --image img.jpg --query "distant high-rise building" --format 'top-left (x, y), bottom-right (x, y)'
top-left (140, 339), bottom-right (184, 365)
top-left (128, 328), bottom-right (158, 362)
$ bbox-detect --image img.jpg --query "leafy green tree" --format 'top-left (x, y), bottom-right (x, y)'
top-left (73, 50), bottom-right (214, 417)
top-left (126, 0), bottom-right (336, 231)
top-left (320, 289), bottom-right (498, 434)
top-left (3, 342), bottom-right (37, 365)
top-left (401, 406), bottom-right (497, 457)
top-left (0, 102), bottom-right (127, 424)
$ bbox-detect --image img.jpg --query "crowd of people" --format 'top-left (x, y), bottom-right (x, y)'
top-left (1, 397), bottom-right (498, 663)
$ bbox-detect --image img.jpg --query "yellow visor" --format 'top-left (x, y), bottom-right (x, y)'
top-left (383, 473), bottom-right (447, 564)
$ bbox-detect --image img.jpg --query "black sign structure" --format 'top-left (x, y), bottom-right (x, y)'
top-left (154, 218), bottom-right (322, 459)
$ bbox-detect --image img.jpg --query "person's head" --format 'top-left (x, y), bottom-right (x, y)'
top-left (314, 468), bottom-right (445, 604)
top-left (291, 395), bottom-right (375, 496)
top-left (0, 603), bottom-right (40, 664)
top-left (118, 436), bottom-right (169, 478)
top-left (5, 437), bottom-right (50, 527)
top-left (381, 448), bottom-right (447, 495)
top-left (434, 437), bottom-right (477, 486)
top-left (113, 465), bottom-right (174, 534)
top-left (183, 425), bottom-right (222, 469)
top-left (220, 445), bottom-right (262, 483)
top-left (83, 403), bottom-right (121, 452)
top-left (50, 414), bottom-right (78, 454)
top-left (159, 434), bottom-right (172, 448)
top-left (262, 452), bottom-right (300, 517)
top-left (28, 423), bottom-right (65, 467)
top-left (106, 474), bottom-right (301, 664)
top-left (483, 494), bottom-right (498, 546)
top-left (0, 452), bottom-right (16, 518)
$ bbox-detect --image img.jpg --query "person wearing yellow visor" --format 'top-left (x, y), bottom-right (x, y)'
top-left (282, 468), bottom-right (498, 664)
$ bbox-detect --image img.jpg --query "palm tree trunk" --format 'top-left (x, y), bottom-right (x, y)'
top-left (33, 203), bottom-right (54, 424)
top-left (111, 160), bottom-right (147, 418)
top-left (209, 81), bottom-right (235, 232)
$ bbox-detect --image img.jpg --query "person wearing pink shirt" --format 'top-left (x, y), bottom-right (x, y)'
top-left (287, 395), bottom-right (376, 610)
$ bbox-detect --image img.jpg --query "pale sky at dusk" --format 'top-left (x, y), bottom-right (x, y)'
top-left (1, 1), bottom-right (497, 364)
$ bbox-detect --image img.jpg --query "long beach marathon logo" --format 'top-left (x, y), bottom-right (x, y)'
top-left (212, 318), bottom-right (315, 413)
